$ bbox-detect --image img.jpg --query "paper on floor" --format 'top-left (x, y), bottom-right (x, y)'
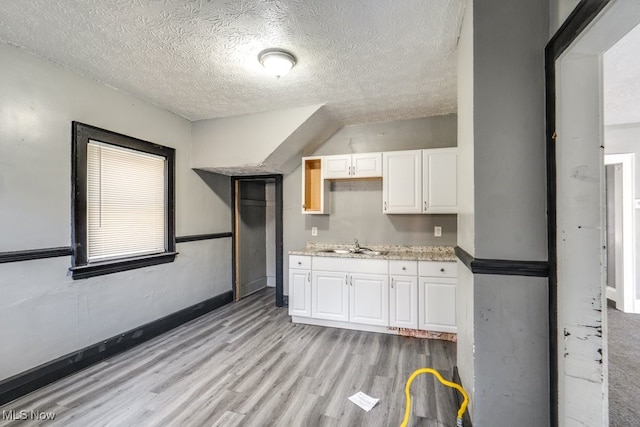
top-left (348, 391), bottom-right (379, 412)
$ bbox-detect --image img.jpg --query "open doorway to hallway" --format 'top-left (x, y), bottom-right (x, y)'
top-left (551, 1), bottom-right (640, 424)
top-left (603, 20), bottom-right (640, 425)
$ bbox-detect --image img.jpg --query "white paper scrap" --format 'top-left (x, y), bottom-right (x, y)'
top-left (348, 391), bottom-right (379, 412)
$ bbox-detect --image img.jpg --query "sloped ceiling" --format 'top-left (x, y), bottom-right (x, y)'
top-left (0, 0), bottom-right (466, 124)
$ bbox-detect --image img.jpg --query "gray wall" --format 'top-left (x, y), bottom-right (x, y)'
top-left (605, 122), bottom-right (640, 294)
top-left (0, 42), bottom-right (232, 381)
top-left (457, 0), bottom-right (550, 424)
top-left (283, 115), bottom-right (458, 294)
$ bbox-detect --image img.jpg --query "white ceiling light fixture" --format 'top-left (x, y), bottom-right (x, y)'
top-left (258, 48), bottom-right (297, 79)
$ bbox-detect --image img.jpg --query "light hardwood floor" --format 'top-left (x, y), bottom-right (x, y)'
top-left (0, 288), bottom-right (458, 427)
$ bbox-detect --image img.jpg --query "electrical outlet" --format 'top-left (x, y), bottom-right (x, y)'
top-left (311, 227), bottom-right (318, 236)
top-left (434, 226), bottom-right (442, 237)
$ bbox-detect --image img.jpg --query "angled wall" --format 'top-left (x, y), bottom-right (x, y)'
top-left (191, 105), bottom-right (340, 175)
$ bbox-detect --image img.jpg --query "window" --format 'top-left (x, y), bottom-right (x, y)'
top-left (71, 122), bottom-right (175, 279)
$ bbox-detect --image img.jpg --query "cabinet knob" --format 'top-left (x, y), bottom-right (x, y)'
top-left (402, 266), bottom-right (406, 271)
top-left (297, 261), bottom-right (302, 265)
top-left (440, 268), bottom-right (445, 272)
top-left (302, 204), bottom-right (306, 209)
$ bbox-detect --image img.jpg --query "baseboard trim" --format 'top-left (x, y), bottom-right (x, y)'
top-left (452, 367), bottom-right (472, 426)
top-left (0, 290), bottom-right (233, 406)
top-left (455, 246), bottom-right (549, 278)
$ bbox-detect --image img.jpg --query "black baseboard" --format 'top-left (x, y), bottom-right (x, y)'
top-left (452, 367), bottom-right (472, 427)
top-left (0, 290), bottom-right (233, 406)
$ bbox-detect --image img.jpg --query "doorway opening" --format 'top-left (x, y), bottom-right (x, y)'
top-left (548, 0), bottom-right (640, 424)
top-left (231, 175), bottom-right (284, 307)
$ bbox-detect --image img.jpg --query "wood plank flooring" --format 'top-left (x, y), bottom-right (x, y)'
top-left (0, 289), bottom-right (458, 427)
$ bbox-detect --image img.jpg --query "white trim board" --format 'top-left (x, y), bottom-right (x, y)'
top-left (605, 153), bottom-right (637, 313)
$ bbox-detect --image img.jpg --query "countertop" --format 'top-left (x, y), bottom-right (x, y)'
top-left (289, 242), bottom-right (457, 262)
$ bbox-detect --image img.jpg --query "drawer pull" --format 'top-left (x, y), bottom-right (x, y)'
top-left (298, 261), bottom-right (302, 265)
top-left (402, 266), bottom-right (406, 271)
top-left (440, 268), bottom-right (445, 272)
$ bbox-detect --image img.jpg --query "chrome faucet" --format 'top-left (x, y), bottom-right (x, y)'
top-left (354, 238), bottom-right (360, 251)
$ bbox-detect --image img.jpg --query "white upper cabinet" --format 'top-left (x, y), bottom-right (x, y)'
top-left (382, 150), bottom-right (422, 214)
top-left (323, 153), bottom-right (382, 179)
top-left (422, 148), bottom-right (458, 214)
top-left (323, 154), bottom-right (351, 179)
top-left (352, 153), bottom-right (382, 178)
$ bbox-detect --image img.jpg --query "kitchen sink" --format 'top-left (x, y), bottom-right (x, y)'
top-left (354, 249), bottom-right (388, 256)
top-left (318, 248), bottom-right (388, 256)
top-left (318, 249), bottom-right (351, 254)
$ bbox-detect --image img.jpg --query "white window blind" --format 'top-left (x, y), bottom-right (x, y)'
top-left (87, 140), bottom-right (166, 262)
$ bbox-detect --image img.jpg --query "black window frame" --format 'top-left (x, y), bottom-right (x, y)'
top-left (70, 122), bottom-right (176, 280)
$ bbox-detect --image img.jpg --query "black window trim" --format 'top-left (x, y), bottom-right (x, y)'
top-left (70, 122), bottom-right (176, 280)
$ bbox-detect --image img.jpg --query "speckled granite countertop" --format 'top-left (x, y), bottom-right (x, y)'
top-left (289, 242), bottom-right (456, 262)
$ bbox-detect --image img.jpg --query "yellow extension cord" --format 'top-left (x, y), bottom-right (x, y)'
top-left (400, 368), bottom-right (469, 427)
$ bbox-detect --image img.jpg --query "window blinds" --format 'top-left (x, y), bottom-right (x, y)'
top-left (87, 140), bottom-right (166, 262)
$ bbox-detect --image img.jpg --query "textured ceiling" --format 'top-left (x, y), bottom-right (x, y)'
top-left (604, 22), bottom-right (640, 126)
top-left (0, 0), bottom-right (466, 124)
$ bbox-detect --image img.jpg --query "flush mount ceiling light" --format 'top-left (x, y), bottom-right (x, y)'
top-left (258, 49), bottom-right (296, 79)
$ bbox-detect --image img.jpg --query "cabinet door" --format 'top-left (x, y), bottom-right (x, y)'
top-left (422, 148), bottom-right (458, 213)
top-left (349, 273), bottom-right (389, 326)
top-left (390, 275), bottom-right (418, 328)
top-left (302, 157), bottom-right (329, 214)
top-left (382, 150), bottom-right (422, 214)
top-left (418, 277), bottom-right (457, 332)
top-left (323, 154), bottom-right (352, 179)
top-left (312, 271), bottom-right (349, 321)
top-left (289, 269), bottom-right (311, 317)
top-left (352, 152), bottom-right (382, 178)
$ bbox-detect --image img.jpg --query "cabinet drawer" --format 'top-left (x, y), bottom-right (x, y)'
top-left (419, 261), bottom-right (457, 278)
top-left (389, 260), bottom-right (418, 276)
top-left (290, 255), bottom-right (312, 269)
top-left (312, 257), bottom-right (388, 274)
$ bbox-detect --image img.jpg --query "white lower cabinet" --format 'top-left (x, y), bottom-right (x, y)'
top-left (312, 271), bottom-right (349, 321)
top-left (389, 260), bottom-right (418, 328)
top-left (289, 255), bottom-right (312, 317)
top-left (289, 255), bottom-right (457, 334)
top-left (349, 273), bottom-right (389, 326)
top-left (289, 268), bottom-right (311, 317)
top-left (418, 261), bottom-right (458, 333)
top-left (309, 257), bottom-right (389, 327)
top-left (390, 275), bottom-right (418, 328)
